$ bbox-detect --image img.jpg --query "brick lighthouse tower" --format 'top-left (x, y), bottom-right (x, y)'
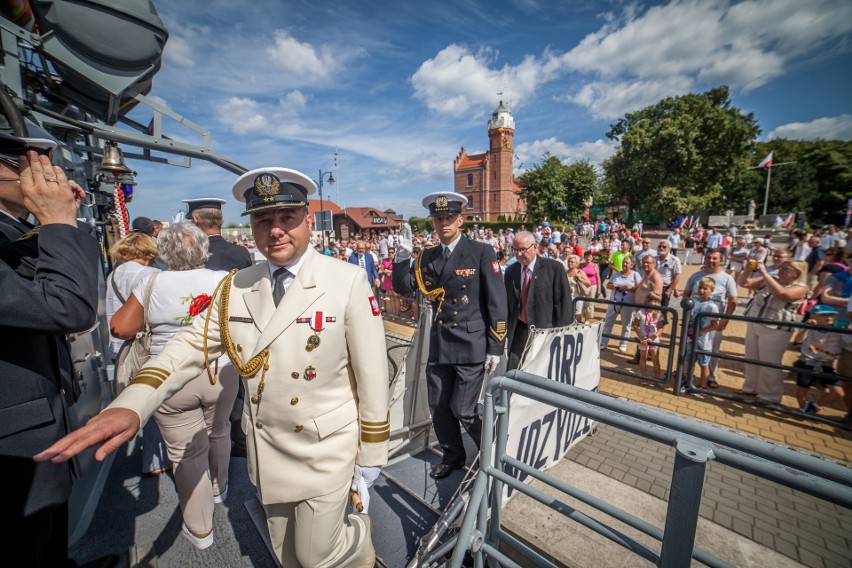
top-left (453, 101), bottom-right (523, 221)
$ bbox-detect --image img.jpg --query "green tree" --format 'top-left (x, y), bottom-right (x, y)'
top-left (518, 155), bottom-right (597, 223)
top-left (727, 139), bottom-right (852, 224)
top-left (603, 86), bottom-right (760, 222)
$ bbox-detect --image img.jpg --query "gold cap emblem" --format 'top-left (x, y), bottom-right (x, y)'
top-left (254, 173), bottom-right (280, 196)
top-left (435, 195), bottom-right (448, 208)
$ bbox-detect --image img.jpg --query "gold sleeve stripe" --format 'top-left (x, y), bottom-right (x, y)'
top-left (361, 431), bottom-right (390, 443)
top-left (130, 368), bottom-right (171, 389)
top-left (360, 419), bottom-right (390, 427)
top-left (361, 425), bottom-right (390, 434)
top-left (139, 367), bottom-right (170, 380)
top-left (489, 326), bottom-right (507, 341)
top-left (130, 375), bottom-right (162, 389)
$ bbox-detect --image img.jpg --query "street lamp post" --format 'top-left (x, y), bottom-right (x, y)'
top-left (316, 169), bottom-right (335, 249)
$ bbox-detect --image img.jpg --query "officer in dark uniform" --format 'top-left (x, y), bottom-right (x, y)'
top-left (392, 192), bottom-right (507, 479)
top-left (0, 136), bottom-right (116, 567)
top-left (184, 197), bottom-right (253, 270)
top-left (184, 197), bottom-right (254, 457)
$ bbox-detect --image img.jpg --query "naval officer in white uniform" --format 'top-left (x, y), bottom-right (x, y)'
top-left (36, 167), bottom-right (389, 568)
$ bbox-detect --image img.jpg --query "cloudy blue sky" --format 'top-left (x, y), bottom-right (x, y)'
top-left (122, 0), bottom-right (852, 225)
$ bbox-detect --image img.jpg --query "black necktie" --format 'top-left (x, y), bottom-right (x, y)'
top-left (443, 246), bottom-right (450, 260)
top-left (272, 267), bottom-right (289, 307)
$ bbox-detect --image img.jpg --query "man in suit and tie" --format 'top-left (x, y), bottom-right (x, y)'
top-left (392, 192), bottom-right (507, 479)
top-left (37, 167), bottom-right (388, 568)
top-left (505, 231), bottom-right (574, 370)
top-left (1, 137), bottom-right (117, 568)
top-left (349, 240), bottom-right (380, 293)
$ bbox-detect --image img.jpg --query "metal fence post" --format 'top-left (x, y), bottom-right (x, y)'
top-left (674, 298), bottom-right (694, 396)
top-left (658, 439), bottom-right (713, 567)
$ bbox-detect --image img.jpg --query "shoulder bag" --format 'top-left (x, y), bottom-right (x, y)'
top-left (114, 272), bottom-right (159, 394)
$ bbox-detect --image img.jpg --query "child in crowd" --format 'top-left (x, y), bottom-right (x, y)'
top-left (794, 304), bottom-right (847, 414)
top-left (633, 292), bottom-right (666, 380)
top-left (688, 277), bottom-right (721, 394)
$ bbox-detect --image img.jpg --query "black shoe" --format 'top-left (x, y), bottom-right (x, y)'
top-left (430, 462), bottom-right (464, 479)
top-left (74, 554), bottom-right (119, 568)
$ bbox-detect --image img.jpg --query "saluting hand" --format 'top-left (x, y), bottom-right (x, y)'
top-left (396, 222), bottom-right (413, 262)
top-left (19, 151), bottom-right (80, 227)
top-left (34, 408), bottom-right (140, 464)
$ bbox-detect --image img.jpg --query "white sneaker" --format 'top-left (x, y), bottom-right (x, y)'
top-left (213, 484), bottom-right (228, 504)
top-left (618, 344), bottom-right (628, 353)
top-left (182, 523), bottom-right (214, 550)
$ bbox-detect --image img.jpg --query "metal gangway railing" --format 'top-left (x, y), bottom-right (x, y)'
top-left (450, 369), bottom-right (852, 567)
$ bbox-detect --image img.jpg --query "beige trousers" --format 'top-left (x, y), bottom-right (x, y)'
top-left (154, 364), bottom-right (239, 535)
top-left (742, 322), bottom-right (793, 403)
top-left (264, 479), bottom-right (372, 568)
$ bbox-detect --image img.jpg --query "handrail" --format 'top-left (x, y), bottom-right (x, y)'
top-left (449, 370), bottom-right (852, 567)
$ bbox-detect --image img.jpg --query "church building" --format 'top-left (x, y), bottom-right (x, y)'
top-left (453, 101), bottom-right (524, 222)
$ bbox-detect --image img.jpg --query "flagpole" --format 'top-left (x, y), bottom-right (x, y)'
top-left (762, 164), bottom-right (772, 217)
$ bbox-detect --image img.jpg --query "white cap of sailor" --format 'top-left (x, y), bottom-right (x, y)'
top-left (421, 191), bottom-right (467, 217)
top-left (232, 167), bottom-right (317, 216)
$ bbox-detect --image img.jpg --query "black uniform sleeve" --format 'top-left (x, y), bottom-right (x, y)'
top-left (553, 261), bottom-right (574, 326)
top-left (479, 245), bottom-right (508, 355)
top-left (0, 224), bottom-right (99, 333)
top-left (392, 258), bottom-right (416, 294)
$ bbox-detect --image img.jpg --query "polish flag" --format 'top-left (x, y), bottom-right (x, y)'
top-left (758, 152), bottom-right (773, 169)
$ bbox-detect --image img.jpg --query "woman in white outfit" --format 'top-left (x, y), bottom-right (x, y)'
top-left (111, 221), bottom-right (237, 549)
top-left (600, 256), bottom-right (642, 352)
top-left (105, 233), bottom-right (170, 477)
top-left (737, 259), bottom-right (808, 403)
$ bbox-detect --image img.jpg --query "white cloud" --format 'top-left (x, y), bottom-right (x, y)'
top-left (515, 138), bottom-right (617, 170)
top-left (560, 0), bottom-right (852, 118)
top-left (279, 90), bottom-right (309, 113)
top-left (216, 97), bottom-right (268, 135)
top-left (163, 33), bottom-right (195, 67)
top-left (377, 152), bottom-right (452, 183)
top-left (411, 44), bottom-right (560, 116)
top-left (566, 76), bottom-right (695, 120)
top-left (266, 31), bottom-right (333, 79)
top-left (768, 114), bottom-right (852, 141)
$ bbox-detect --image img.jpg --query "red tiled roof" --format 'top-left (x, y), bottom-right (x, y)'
top-left (342, 207), bottom-right (399, 229)
top-left (307, 199), bottom-right (344, 216)
top-left (457, 153), bottom-right (486, 169)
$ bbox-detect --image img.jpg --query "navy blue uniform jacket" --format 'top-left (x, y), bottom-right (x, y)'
top-left (393, 238), bottom-right (507, 364)
top-left (205, 234), bottom-right (253, 271)
top-left (0, 222), bottom-right (99, 516)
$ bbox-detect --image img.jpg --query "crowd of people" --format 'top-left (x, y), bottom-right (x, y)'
top-left (5, 131), bottom-right (850, 566)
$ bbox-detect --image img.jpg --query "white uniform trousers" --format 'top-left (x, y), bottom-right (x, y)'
top-left (742, 322), bottom-right (793, 403)
top-left (264, 479), bottom-right (373, 568)
top-left (154, 363), bottom-right (239, 535)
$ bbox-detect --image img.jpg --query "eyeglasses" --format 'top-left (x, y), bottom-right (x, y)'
top-left (511, 244), bottom-right (534, 254)
top-left (657, 245), bottom-right (669, 249)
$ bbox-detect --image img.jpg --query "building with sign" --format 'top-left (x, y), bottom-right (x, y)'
top-left (307, 199), bottom-right (401, 242)
top-left (453, 101), bottom-right (524, 222)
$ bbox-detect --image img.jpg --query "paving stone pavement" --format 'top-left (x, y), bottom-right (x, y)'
top-left (567, 424), bottom-right (852, 568)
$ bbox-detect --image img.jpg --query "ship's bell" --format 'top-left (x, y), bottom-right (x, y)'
top-left (97, 143), bottom-right (133, 174)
